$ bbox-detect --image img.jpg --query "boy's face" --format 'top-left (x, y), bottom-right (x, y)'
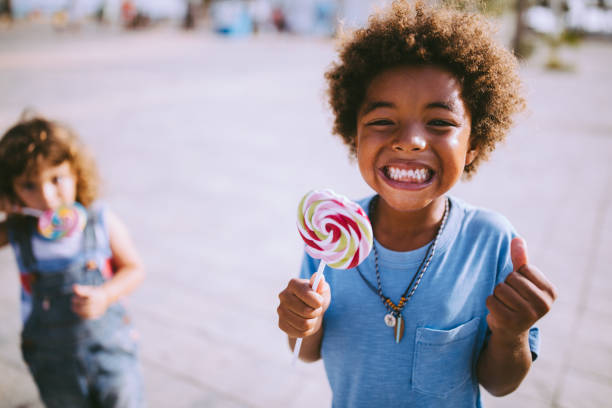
top-left (12, 159), bottom-right (77, 211)
top-left (355, 65), bottom-right (477, 212)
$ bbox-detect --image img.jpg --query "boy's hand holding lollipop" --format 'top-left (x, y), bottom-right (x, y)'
top-left (277, 273), bottom-right (331, 340)
top-left (278, 189), bottom-right (373, 362)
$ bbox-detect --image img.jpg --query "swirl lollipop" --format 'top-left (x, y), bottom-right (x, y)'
top-left (37, 203), bottom-right (87, 240)
top-left (293, 189), bottom-right (373, 362)
top-left (298, 189), bottom-right (373, 270)
top-left (15, 203), bottom-right (88, 240)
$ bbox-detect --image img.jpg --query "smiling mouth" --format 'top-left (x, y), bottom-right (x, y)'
top-left (382, 165), bottom-right (434, 184)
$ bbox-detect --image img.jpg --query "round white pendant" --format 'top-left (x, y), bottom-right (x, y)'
top-left (384, 313), bottom-right (396, 327)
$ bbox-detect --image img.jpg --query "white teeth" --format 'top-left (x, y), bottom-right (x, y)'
top-left (386, 166), bottom-right (430, 183)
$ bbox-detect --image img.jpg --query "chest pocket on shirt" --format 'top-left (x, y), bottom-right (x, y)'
top-left (412, 317), bottom-right (480, 398)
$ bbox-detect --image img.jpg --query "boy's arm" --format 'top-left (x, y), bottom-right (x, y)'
top-left (477, 330), bottom-right (532, 396)
top-left (477, 237), bottom-right (557, 396)
top-left (72, 209), bottom-right (145, 319)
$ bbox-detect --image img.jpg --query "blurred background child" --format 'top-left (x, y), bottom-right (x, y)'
top-left (0, 115), bottom-right (145, 408)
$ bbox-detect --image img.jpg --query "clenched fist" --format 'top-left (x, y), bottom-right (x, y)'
top-left (277, 274), bottom-right (331, 339)
top-left (486, 237), bottom-right (557, 339)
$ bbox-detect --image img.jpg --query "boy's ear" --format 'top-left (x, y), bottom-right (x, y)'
top-left (464, 146), bottom-right (479, 167)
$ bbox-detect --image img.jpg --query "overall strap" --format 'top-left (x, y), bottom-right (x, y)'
top-left (6, 216), bottom-right (38, 272)
top-left (82, 208), bottom-right (99, 256)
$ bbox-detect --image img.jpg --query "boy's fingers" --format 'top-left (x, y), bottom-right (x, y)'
top-left (505, 271), bottom-right (541, 302)
top-left (278, 317), bottom-right (315, 338)
top-left (281, 307), bottom-right (318, 331)
top-left (277, 305), bottom-right (320, 337)
top-left (309, 273), bottom-right (329, 295)
top-left (486, 295), bottom-right (513, 322)
top-left (509, 238), bottom-right (558, 301)
top-left (516, 264), bottom-right (558, 301)
top-left (287, 278), bottom-right (324, 309)
top-left (492, 282), bottom-right (528, 313)
top-left (277, 275), bottom-right (331, 338)
top-left (279, 293), bottom-right (322, 319)
top-left (510, 237), bottom-right (529, 272)
top-left (278, 319), bottom-right (299, 337)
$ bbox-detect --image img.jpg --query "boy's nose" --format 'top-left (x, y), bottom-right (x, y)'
top-left (393, 125), bottom-right (427, 152)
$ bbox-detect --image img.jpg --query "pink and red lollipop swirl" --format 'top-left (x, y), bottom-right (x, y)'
top-left (297, 189), bottom-right (373, 269)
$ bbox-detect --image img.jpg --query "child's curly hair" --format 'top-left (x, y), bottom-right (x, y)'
top-left (325, 0), bottom-right (525, 176)
top-left (0, 115), bottom-right (100, 207)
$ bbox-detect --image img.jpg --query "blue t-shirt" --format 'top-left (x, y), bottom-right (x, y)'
top-left (300, 195), bottom-right (539, 408)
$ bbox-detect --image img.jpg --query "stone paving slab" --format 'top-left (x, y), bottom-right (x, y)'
top-left (0, 22), bottom-right (611, 408)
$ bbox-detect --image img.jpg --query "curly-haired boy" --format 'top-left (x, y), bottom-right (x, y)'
top-left (277, 1), bottom-right (557, 406)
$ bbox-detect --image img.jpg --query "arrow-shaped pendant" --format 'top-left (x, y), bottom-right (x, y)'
top-left (394, 314), bottom-right (404, 343)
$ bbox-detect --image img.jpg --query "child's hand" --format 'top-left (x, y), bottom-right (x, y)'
top-left (0, 196), bottom-right (18, 214)
top-left (486, 237), bottom-right (558, 340)
top-left (72, 284), bottom-right (110, 319)
top-left (277, 274), bottom-right (331, 339)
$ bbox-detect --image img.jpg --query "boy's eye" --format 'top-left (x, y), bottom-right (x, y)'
top-left (52, 176), bottom-right (63, 184)
top-left (428, 119), bottom-right (457, 127)
top-left (367, 119), bottom-right (394, 126)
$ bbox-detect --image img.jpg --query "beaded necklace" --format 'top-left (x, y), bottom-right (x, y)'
top-left (359, 195), bottom-right (449, 343)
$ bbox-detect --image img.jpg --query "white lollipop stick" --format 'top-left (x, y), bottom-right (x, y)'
top-left (16, 207), bottom-right (44, 217)
top-left (292, 260), bottom-right (326, 365)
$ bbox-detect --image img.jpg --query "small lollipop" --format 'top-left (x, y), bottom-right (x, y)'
top-left (38, 203), bottom-right (87, 240)
top-left (18, 203), bottom-right (87, 240)
top-left (293, 189), bottom-right (373, 362)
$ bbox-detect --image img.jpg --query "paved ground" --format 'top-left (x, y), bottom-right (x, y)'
top-left (0, 19), bottom-right (611, 408)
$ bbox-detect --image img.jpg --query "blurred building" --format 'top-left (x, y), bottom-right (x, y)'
top-left (7, 0), bottom-right (401, 35)
top-left (9, 0), bottom-right (389, 25)
top-left (339, 0), bottom-right (392, 28)
top-left (10, 0), bottom-right (187, 20)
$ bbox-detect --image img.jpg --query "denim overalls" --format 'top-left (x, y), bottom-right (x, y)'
top-left (8, 210), bottom-right (144, 408)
